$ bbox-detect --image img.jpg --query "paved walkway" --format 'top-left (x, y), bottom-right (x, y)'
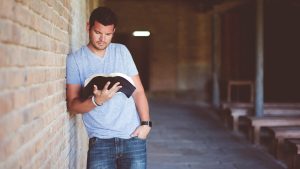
top-left (147, 100), bottom-right (286, 169)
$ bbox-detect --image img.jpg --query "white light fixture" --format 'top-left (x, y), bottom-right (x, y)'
top-left (132, 31), bottom-right (150, 37)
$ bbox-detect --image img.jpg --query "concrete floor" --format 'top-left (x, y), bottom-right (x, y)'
top-left (147, 100), bottom-right (286, 169)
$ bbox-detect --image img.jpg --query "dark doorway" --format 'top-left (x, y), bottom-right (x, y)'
top-left (264, 0), bottom-right (300, 102)
top-left (113, 33), bottom-right (151, 91)
top-left (220, 2), bottom-right (256, 102)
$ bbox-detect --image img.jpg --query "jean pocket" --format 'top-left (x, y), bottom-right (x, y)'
top-left (88, 137), bottom-right (97, 148)
top-left (132, 136), bottom-right (147, 141)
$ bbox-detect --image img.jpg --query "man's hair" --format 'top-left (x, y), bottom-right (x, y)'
top-left (89, 7), bottom-right (117, 28)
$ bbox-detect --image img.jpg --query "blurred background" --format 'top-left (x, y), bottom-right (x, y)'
top-left (0, 0), bottom-right (299, 168)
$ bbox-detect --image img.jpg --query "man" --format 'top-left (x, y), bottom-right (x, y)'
top-left (66, 7), bottom-right (151, 169)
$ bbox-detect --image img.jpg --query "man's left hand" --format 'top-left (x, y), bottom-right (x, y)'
top-left (130, 125), bottom-right (151, 140)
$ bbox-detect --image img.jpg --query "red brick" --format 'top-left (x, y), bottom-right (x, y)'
top-left (0, 92), bottom-right (14, 117)
top-left (0, 43), bottom-right (21, 67)
top-left (0, 111), bottom-right (24, 144)
top-left (0, 0), bottom-right (14, 18)
top-left (0, 19), bottom-right (13, 43)
top-left (14, 3), bottom-right (37, 30)
top-left (0, 69), bottom-right (26, 90)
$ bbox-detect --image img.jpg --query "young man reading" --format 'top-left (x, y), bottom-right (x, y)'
top-left (66, 7), bottom-right (151, 169)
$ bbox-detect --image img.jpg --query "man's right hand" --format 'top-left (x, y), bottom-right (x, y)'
top-left (93, 81), bottom-right (122, 105)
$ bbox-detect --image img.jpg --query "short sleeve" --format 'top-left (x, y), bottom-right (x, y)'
top-left (122, 45), bottom-right (138, 76)
top-left (66, 54), bottom-right (81, 84)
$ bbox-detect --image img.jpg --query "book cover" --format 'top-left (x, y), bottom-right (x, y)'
top-left (81, 73), bottom-right (136, 99)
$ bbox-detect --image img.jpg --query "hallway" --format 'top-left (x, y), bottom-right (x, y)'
top-left (147, 100), bottom-right (285, 169)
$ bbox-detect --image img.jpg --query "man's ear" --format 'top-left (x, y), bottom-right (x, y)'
top-left (86, 22), bottom-right (90, 32)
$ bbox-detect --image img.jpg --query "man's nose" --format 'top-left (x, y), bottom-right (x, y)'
top-left (99, 35), bottom-right (105, 41)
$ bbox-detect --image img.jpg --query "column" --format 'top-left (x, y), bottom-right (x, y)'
top-left (255, 0), bottom-right (264, 117)
top-left (212, 13), bottom-right (221, 108)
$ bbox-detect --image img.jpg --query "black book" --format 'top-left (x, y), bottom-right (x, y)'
top-left (81, 73), bottom-right (136, 100)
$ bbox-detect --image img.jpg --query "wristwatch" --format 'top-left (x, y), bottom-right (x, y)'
top-left (141, 121), bottom-right (152, 127)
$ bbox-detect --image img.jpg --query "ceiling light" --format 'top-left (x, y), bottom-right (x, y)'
top-left (132, 31), bottom-right (150, 37)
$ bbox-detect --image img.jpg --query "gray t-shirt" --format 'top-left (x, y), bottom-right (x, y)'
top-left (66, 43), bottom-right (140, 139)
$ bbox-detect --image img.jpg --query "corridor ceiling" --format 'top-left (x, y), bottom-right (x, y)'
top-left (107, 0), bottom-right (300, 11)
top-left (106, 0), bottom-right (225, 12)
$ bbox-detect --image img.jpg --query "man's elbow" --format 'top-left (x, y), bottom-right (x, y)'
top-left (133, 88), bottom-right (146, 98)
top-left (67, 102), bottom-right (75, 113)
top-left (66, 100), bottom-right (80, 114)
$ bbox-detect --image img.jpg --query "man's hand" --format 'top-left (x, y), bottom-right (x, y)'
top-left (93, 81), bottom-right (122, 105)
top-left (130, 125), bottom-right (151, 140)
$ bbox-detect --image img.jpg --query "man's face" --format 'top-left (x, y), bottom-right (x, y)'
top-left (88, 21), bottom-right (115, 51)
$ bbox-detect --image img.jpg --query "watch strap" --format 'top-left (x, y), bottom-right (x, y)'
top-left (141, 121), bottom-right (152, 127)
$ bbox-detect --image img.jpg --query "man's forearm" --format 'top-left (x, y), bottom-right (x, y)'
top-left (68, 97), bottom-right (95, 114)
top-left (133, 91), bottom-right (150, 121)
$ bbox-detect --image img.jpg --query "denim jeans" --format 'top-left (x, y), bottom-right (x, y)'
top-left (87, 137), bottom-right (147, 169)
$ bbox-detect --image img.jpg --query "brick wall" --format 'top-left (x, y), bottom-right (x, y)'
top-left (177, 4), bottom-right (212, 101)
top-left (0, 0), bottom-right (102, 168)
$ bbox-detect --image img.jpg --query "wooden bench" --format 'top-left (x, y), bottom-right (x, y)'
top-left (221, 80), bottom-right (253, 125)
top-left (264, 126), bottom-right (300, 159)
top-left (244, 116), bottom-right (300, 145)
top-left (220, 102), bottom-right (253, 110)
top-left (219, 102), bottom-right (256, 128)
top-left (219, 102), bottom-right (252, 126)
top-left (284, 139), bottom-right (300, 169)
top-left (230, 107), bottom-right (300, 132)
top-left (224, 103), bottom-right (300, 132)
top-left (229, 108), bottom-right (250, 132)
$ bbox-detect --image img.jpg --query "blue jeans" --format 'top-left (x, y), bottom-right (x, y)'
top-left (87, 137), bottom-right (147, 169)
